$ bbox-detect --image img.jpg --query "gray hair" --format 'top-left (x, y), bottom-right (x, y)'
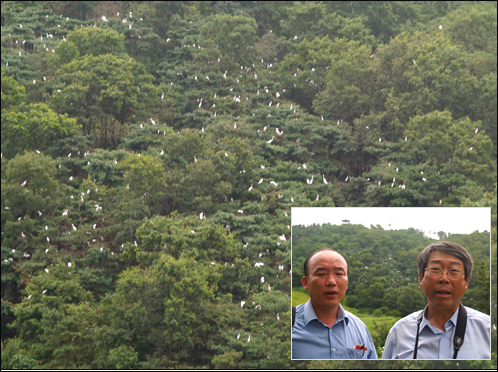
top-left (416, 241), bottom-right (473, 281)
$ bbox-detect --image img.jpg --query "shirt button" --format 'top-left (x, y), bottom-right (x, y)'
top-left (332, 348), bottom-right (336, 352)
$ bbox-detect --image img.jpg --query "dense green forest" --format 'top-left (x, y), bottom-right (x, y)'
top-left (1, 1), bottom-right (496, 369)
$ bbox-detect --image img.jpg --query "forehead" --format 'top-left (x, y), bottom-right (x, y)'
top-left (428, 250), bottom-right (464, 266)
top-left (309, 251), bottom-right (347, 270)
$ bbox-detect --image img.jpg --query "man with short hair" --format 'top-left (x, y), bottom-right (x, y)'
top-left (382, 241), bottom-right (490, 359)
top-left (292, 248), bottom-right (377, 359)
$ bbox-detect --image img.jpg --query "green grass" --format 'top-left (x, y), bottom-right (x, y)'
top-left (292, 286), bottom-right (309, 307)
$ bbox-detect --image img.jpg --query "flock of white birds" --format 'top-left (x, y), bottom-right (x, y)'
top-left (7, 15), bottom-right (481, 340)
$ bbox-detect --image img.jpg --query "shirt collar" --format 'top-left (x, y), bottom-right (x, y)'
top-left (420, 304), bottom-right (459, 333)
top-left (303, 299), bottom-right (349, 327)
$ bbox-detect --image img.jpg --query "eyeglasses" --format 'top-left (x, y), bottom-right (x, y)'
top-left (425, 267), bottom-right (465, 280)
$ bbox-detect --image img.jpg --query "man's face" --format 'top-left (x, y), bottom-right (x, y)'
top-left (419, 250), bottom-right (469, 312)
top-left (302, 250), bottom-right (348, 312)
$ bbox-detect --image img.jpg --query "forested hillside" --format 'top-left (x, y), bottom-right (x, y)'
top-left (1, 1), bottom-right (496, 369)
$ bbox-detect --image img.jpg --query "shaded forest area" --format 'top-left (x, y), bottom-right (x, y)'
top-left (1, 1), bottom-right (496, 369)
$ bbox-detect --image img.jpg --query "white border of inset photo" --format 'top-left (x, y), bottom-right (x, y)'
top-left (290, 207), bottom-right (491, 360)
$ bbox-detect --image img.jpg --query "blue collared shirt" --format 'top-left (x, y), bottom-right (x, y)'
top-left (292, 300), bottom-right (377, 359)
top-left (382, 305), bottom-right (491, 359)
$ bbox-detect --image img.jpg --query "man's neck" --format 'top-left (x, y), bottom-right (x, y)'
top-left (425, 303), bottom-right (459, 331)
top-left (312, 302), bottom-right (340, 328)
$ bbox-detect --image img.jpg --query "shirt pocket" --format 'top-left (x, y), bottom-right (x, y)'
top-left (348, 348), bottom-right (368, 359)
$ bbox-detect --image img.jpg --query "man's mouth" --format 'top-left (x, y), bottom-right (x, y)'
top-left (435, 288), bottom-right (452, 297)
top-left (325, 291), bottom-right (338, 297)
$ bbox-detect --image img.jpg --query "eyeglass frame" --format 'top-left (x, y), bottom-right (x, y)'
top-left (424, 267), bottom-right (465, 280)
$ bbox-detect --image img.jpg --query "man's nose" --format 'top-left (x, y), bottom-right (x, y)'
top-left (438, 270), bottom-right (450, 283)
top-left (325, 274), bottom-right (337, 285)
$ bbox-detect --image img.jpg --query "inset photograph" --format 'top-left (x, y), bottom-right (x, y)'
top-left (291, 207), bottom-right (491, 360)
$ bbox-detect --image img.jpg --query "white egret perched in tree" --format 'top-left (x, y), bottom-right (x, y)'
top-left (422, 177), bottom-right (427, 181)
top-left (270, 181), bottom-right (278, 187)
top-left (323, 174), bottom-right (328, 184)
top-left (20, 180), bottom-right (27, 187)
top-left (258, 178), bottom-right (264, 184)
top-left (248, 184), bottom-right (253, 191)
top-left (267, 136), bottom-right (274, 144)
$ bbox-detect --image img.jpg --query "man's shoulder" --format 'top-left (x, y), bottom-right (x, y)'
top-left (389, 310), bottom-right (421, 332)
top-left (464, 306), bottom-right (491, 322)
top-left (465, 306), bottom-right (491, 328)
top-left (342, 308), bottom-right (365, 324)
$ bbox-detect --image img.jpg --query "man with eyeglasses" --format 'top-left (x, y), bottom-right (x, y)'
top-left (382, 241), bottom-right (490, 359)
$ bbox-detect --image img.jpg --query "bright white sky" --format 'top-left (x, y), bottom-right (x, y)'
top-left (291, 207), bottom-right (490, 240)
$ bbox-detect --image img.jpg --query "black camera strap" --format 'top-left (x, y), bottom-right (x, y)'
top-left (413, 303), bottom-right (467, 359)
top-left (292, 306), bottom-right (296, 327)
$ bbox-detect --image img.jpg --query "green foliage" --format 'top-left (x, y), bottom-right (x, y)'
top-left (198, 13), bottom-right (259, 69)
top-left (52, 50), bottom-right (155, 148)
top-left (2, 102), bottom-right (81, 158)
top-left (1, 337), bottom-right (36, 369)
top-left (66, 26), bottom-right (125, 57)
top-left (0, 72), bottom-right (26, 110)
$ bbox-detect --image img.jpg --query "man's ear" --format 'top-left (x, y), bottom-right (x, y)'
top-left (302, 276), bottom-right (308, 290)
